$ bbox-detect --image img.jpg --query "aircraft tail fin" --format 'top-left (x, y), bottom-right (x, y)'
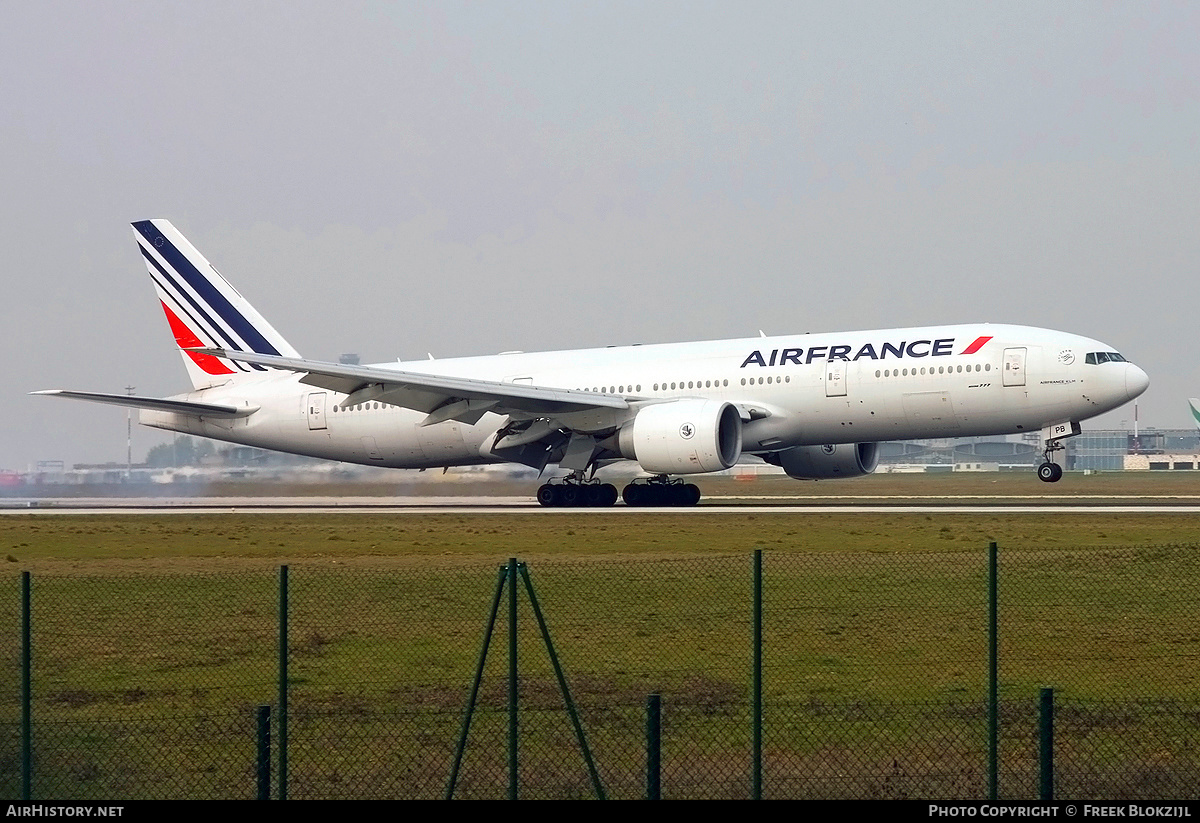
top-left (1189, 398), bottom-right (1200, 430)
top-left (132, 219), bottom-right (300, 390)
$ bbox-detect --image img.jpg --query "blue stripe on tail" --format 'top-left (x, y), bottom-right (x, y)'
top-left (133, 221), bottom-right (282, 357)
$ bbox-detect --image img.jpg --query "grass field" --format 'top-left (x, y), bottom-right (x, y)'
top-left (3, 497), bottom-right (1200, 798)
top-left (6, 508), bottom-right (1200, 568)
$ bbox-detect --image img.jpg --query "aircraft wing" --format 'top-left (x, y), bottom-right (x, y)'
top-left (31, 390), bottom-right (257, 418)
top-left (190, 347), bottom-right (630, 426)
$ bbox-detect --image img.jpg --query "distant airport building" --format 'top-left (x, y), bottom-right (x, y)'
top-left (877, 436), bottom-right (1040, 470)
top-left (1110, 429), bottom-right (1200, 471)
top-left (875, 429), bottom-right (1200, 472)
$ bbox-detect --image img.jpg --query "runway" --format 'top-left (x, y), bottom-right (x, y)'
top-left (4, 495), bottom-right (1200, 515)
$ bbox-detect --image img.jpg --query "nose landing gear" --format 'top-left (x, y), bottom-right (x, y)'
top-left (1036, 439), bottom-right (1065, 483)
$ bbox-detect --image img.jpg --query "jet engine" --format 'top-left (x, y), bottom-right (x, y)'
top-left (618, 399), bottom-right (743, 475)
top-left (770, 442), bottom-right (880, 480)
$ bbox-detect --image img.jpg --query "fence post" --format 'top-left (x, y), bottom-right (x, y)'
top-left (507, 557), bottom-right (518, 801)
top-left (646, 694), bottom-right (661, 800)
top-left (517, 563), bottom-right (606, 799)
top-left (446, 565), bottom-right (508, 800)
top-left (256, 705), bottom-right (271, 800)
top-left (21, 570), bottom-right (31, 801)
top-left (1039, 688), bottom-right (1054, 801)
top-left (988, 541), bottom-right (999, 801)
top-left (278, 564), bottom-right (288, 801)
top-left (752, 549), bottom-right (762, 800)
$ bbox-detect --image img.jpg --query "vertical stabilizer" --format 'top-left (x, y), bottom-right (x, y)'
top-left (1189, 399), bottom-right (1200, 430)
top-left (132, 220), bottom-right (300, 389)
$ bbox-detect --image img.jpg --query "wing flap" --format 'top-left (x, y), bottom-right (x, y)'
top-left (31, 390), bottom-right (257, 418)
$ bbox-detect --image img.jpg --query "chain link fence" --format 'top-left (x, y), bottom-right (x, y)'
top-left (4, 542), bottom-right (1200, 799)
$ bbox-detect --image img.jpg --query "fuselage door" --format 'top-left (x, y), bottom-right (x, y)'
top-left (1002, 348), bottom-right (1027, 387)
top-left (307, 392), bottom-right (327, 430)
top-left (825, 360), bottom-right (847, 397)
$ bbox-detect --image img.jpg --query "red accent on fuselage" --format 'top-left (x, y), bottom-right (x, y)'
top-left (160, 301), bottom-right (235, 375)
top-left (960, 335), bottom-right (993, 355)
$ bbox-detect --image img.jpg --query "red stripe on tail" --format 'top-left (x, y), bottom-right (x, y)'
top-left (160, 301), bottom-right (234, 375)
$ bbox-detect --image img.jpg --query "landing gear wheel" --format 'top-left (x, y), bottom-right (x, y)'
top-left (621, 479), bottom-right (702, 507)
top-left (1037, 462), bottom-right (1062, 483)
top-left (539, 480), bottom-right (619, 507)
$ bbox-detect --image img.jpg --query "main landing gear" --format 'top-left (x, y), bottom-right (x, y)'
top-left (535, 474), bottom-right (703, 507)
top-left (536, 479), bottom-right (620, 508)
top-left (1037, 440), bottom-right (1065, 483)
top-left (621, 476), bottom-right (701, 507)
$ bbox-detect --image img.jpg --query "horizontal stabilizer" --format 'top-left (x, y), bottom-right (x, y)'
top-left (31, 390), bottom-right (257, 418)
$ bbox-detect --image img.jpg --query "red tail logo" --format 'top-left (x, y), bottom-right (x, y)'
top-left (160, 302), bottom-right (234, 375)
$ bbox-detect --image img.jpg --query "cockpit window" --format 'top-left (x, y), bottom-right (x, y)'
top-left (1085, 352), bottom-right (1126, 365)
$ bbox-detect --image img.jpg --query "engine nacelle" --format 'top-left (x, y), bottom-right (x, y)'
top-left (619, 400), bottom-right (743, 475)
top-left (773, 442), bottom-right (880, 480)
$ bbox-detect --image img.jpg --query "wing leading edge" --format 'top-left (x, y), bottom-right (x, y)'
top-left (189, 347), bottom-right (630, 426)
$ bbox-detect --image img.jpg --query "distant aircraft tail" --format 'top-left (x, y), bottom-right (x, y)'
top-left (132, 220), bottom-right (300, 389)
top-left (1189, 399), bottom-right (1200, 430)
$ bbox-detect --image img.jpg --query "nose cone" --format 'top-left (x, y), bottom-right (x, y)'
top-left (1125, 363), bottom-right (1150, 401)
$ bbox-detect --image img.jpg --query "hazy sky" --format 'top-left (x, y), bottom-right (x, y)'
top-left (3, 1), bottom-right (1197, 469)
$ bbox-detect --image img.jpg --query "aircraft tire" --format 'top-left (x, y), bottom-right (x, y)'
top-left (583, 484), bottom-right (605, 506)
top-left (602, 484), bottom-right (619, 507)
top-left (1037, 463), bottom-right (1059, 483)
top-left (623, 484), bottom-right (643, 506)
top-left (560, 485), bottom-right (581, 506)
top-left (536, 484), bottom-right (558, 507)
top-left (685, 484), bottom-right (701, 505)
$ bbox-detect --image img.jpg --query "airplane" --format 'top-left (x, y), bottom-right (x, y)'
top-left (34, 219), bottom-right (1150, 506)
top-left (1190, 399), bottom-right (1200, 430)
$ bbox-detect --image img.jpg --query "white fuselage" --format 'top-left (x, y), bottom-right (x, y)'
top-left (139, 323), bottom-right (1147, 472)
